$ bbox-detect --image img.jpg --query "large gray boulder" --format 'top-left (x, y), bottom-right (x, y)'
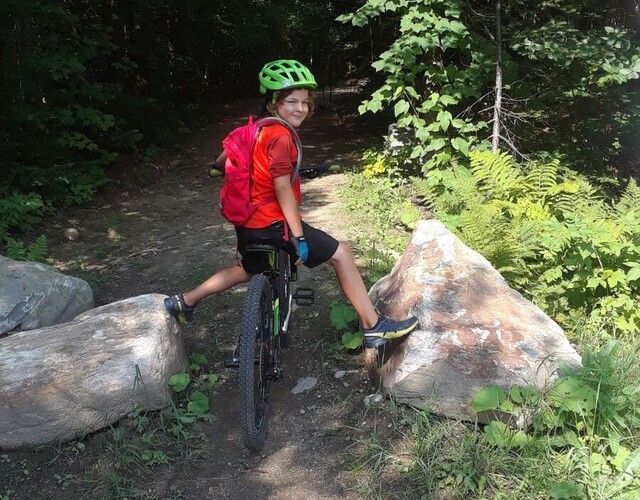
top-left (0, 255), bottom-right (94, 334)
top-left (366, 220), bottom-right (581, 421)
top-left (0, 294), bottom-right (189, 450)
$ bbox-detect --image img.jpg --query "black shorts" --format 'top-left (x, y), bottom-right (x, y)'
top-left (235, 221), bottom-right (339, 275)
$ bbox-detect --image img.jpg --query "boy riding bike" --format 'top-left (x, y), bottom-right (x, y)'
top-left (165, 59), bottom-right (418, 349)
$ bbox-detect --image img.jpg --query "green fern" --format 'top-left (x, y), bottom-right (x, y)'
top-left (614, 177), bottom-right (640, 217)
top-left (27, 235), bottom-right (49, 263)
top-left (413, 166), bottom-right (481, 216)
top-left (523, 160), bottom-right (558, 200)
top-left (4, 235), bottom-right (49, 263)
top-left (5, 238), bottom-right (26, 260)
top-left (546, 176), bottom-right (605, 220)
top-left (470, 150), bottom-right (524, 201)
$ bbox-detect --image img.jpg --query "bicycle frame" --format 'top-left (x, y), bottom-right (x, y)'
top-left (246, 244), bottom-right (295, 339)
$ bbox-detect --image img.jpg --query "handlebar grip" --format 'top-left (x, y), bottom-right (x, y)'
top-left (299, 161), bottom-right (341, 179)
top-left (208, 160), bottom-right (225, 177)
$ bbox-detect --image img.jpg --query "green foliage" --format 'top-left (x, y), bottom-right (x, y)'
top-left (339, 0), bottom-right (493, 172)
top-left (0, 193), bottom-right (46, 241)
top-left (414, 151), bottom-right (640, 336)
top-left (340, 0), bottom-right (639, 177)
top-left (329, 302), bottom-right (364, 350)
top-left (167, 352), bottom-right (218, 425)
top-left (330, 302), bottom-right (358, 330)
top-left (344, 171), bottom-right (413, 265)
top-left (4, 235), bottom-right (49, 263)
top-left (470, 339), bottom-right (640, 498)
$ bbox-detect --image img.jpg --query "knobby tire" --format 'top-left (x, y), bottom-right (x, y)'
top-left (239, 274), bottom-right (272, 451)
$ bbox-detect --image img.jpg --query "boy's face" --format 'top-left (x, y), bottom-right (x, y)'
top-left (276, 89), bottom-right (310, 128)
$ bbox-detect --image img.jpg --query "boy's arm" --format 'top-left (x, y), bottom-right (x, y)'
top-left (273, 174), bottom-right (303, 238)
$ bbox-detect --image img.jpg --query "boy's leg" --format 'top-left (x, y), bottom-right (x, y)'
top-left (328, 242), bottom-right (378, 329)
top-left (165, 264), bottom-right (251, 323)
top-left (182, 264), bottom-right (251, 306)
top-left (328, 242), bottom-right (418, 348)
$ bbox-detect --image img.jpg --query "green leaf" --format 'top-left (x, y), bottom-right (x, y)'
top-left (471, 386), bottom-right (506, 412)
top-left (622, 447), bottom-right (640, 476)
top-left (509, 385), bottom-right (540, 404)
top-left (330, 303), bottom-right (358, 330)
top-left (168, 373), bottom-right (190, 392)
top-left (549, 377), bottom-right (597, 413)
top-left (439, 94), bottom-right (458, 106)
top-left (451, 137), bottom-right (469, 155)
top-left (549, 481), bottom-right (583, 499)
top-left (342, 331), bottom-right (364, 350)
top-left (191, 353), bottom-right (207, 365)
top-left (187, 390), bottom-right (210, 415)
top-left (627, 266), bottom-right (640, 281)
top-left (483, 421), bottom-right (530, 449)
top-left (425, 138), bottom-right (446, 152)
top-left (352, 14), bottom-right (368, 27)
top-left (205, 373), bottom-right (219, 389)
top-left (394, 100), bottom-right (410, 117)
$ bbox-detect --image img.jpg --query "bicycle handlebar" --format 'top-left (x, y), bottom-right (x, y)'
top-left (298, 161), bottom-right (341, 179)
top-left (208, 159), bottom-right (341, 178)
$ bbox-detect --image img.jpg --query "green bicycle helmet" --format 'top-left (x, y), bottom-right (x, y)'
top-left (259, 59), bottom-right (317, 94)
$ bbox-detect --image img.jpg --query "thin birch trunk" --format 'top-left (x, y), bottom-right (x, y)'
top-left (491, 0), bottom-right (503, 152)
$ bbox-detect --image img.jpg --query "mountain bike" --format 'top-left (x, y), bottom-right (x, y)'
top-left (223, 162), bottom-right (339, 451)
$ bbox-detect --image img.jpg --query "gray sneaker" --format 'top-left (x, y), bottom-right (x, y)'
top-left (363, 315), bottom-right (419, 348)
top-left (164, 294), bottom-right (196, 324)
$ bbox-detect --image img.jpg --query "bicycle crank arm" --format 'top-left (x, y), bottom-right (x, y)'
top-left (281, 293), bottom-right (294, 335)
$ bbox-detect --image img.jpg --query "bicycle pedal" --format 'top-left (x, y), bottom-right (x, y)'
top-left (224, 349), bottom-right (239, 368)
top-left (293, 287), bottom-right (314, 306)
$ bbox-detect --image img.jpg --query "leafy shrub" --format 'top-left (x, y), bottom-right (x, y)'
top-left (330, 302), bottom-right (363, 350)
top-left (413, 151), bottom-right (640, 336)
top-left (471, 340), bottom-right (640, 498)
top-left (0, 193), bottom-right (45, 241)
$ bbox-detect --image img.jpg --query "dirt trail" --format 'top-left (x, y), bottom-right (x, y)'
top-left (2, 92), bottom-right (388, 499)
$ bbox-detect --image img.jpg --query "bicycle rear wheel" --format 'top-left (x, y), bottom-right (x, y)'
top-left (239, 274), bottom-right (273, 451)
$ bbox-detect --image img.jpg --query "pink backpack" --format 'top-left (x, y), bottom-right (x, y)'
top-left (219, 116), bottom-right (302, 226)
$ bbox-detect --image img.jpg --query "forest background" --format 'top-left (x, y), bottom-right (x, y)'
top-left (2, 0), bottom-right (640, 498)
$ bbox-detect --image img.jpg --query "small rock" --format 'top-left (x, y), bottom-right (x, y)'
top-left (63, 228), bottom-right (80, 242)
top-left (299, 409), bottom-right (306, 415)
top-left (291, 377), bottom-right (317, 394)
top-left (334, 370), bottom-right (346, 379)
top-left (364, 393), bottom-right (383, 407)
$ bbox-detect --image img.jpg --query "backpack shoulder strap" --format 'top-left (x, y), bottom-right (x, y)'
top-left (255, 117), bottom-right (303, 185)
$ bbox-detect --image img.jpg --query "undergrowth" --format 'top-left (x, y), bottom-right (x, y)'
top-left (341, 149), bottom-right (640, 499)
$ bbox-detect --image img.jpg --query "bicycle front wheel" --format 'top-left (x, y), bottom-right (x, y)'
top-left (239, 274), bottom-right (273, 451)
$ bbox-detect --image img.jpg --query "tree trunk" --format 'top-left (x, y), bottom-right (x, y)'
top-left (491, 0), bottom-right (503, 152)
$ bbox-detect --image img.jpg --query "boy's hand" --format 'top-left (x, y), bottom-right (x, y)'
top-left (291, 236), bottom-right (309, 264)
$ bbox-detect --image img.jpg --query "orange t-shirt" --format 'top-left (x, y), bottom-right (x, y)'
top-left (243, 123), bottom-right (302, 228)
